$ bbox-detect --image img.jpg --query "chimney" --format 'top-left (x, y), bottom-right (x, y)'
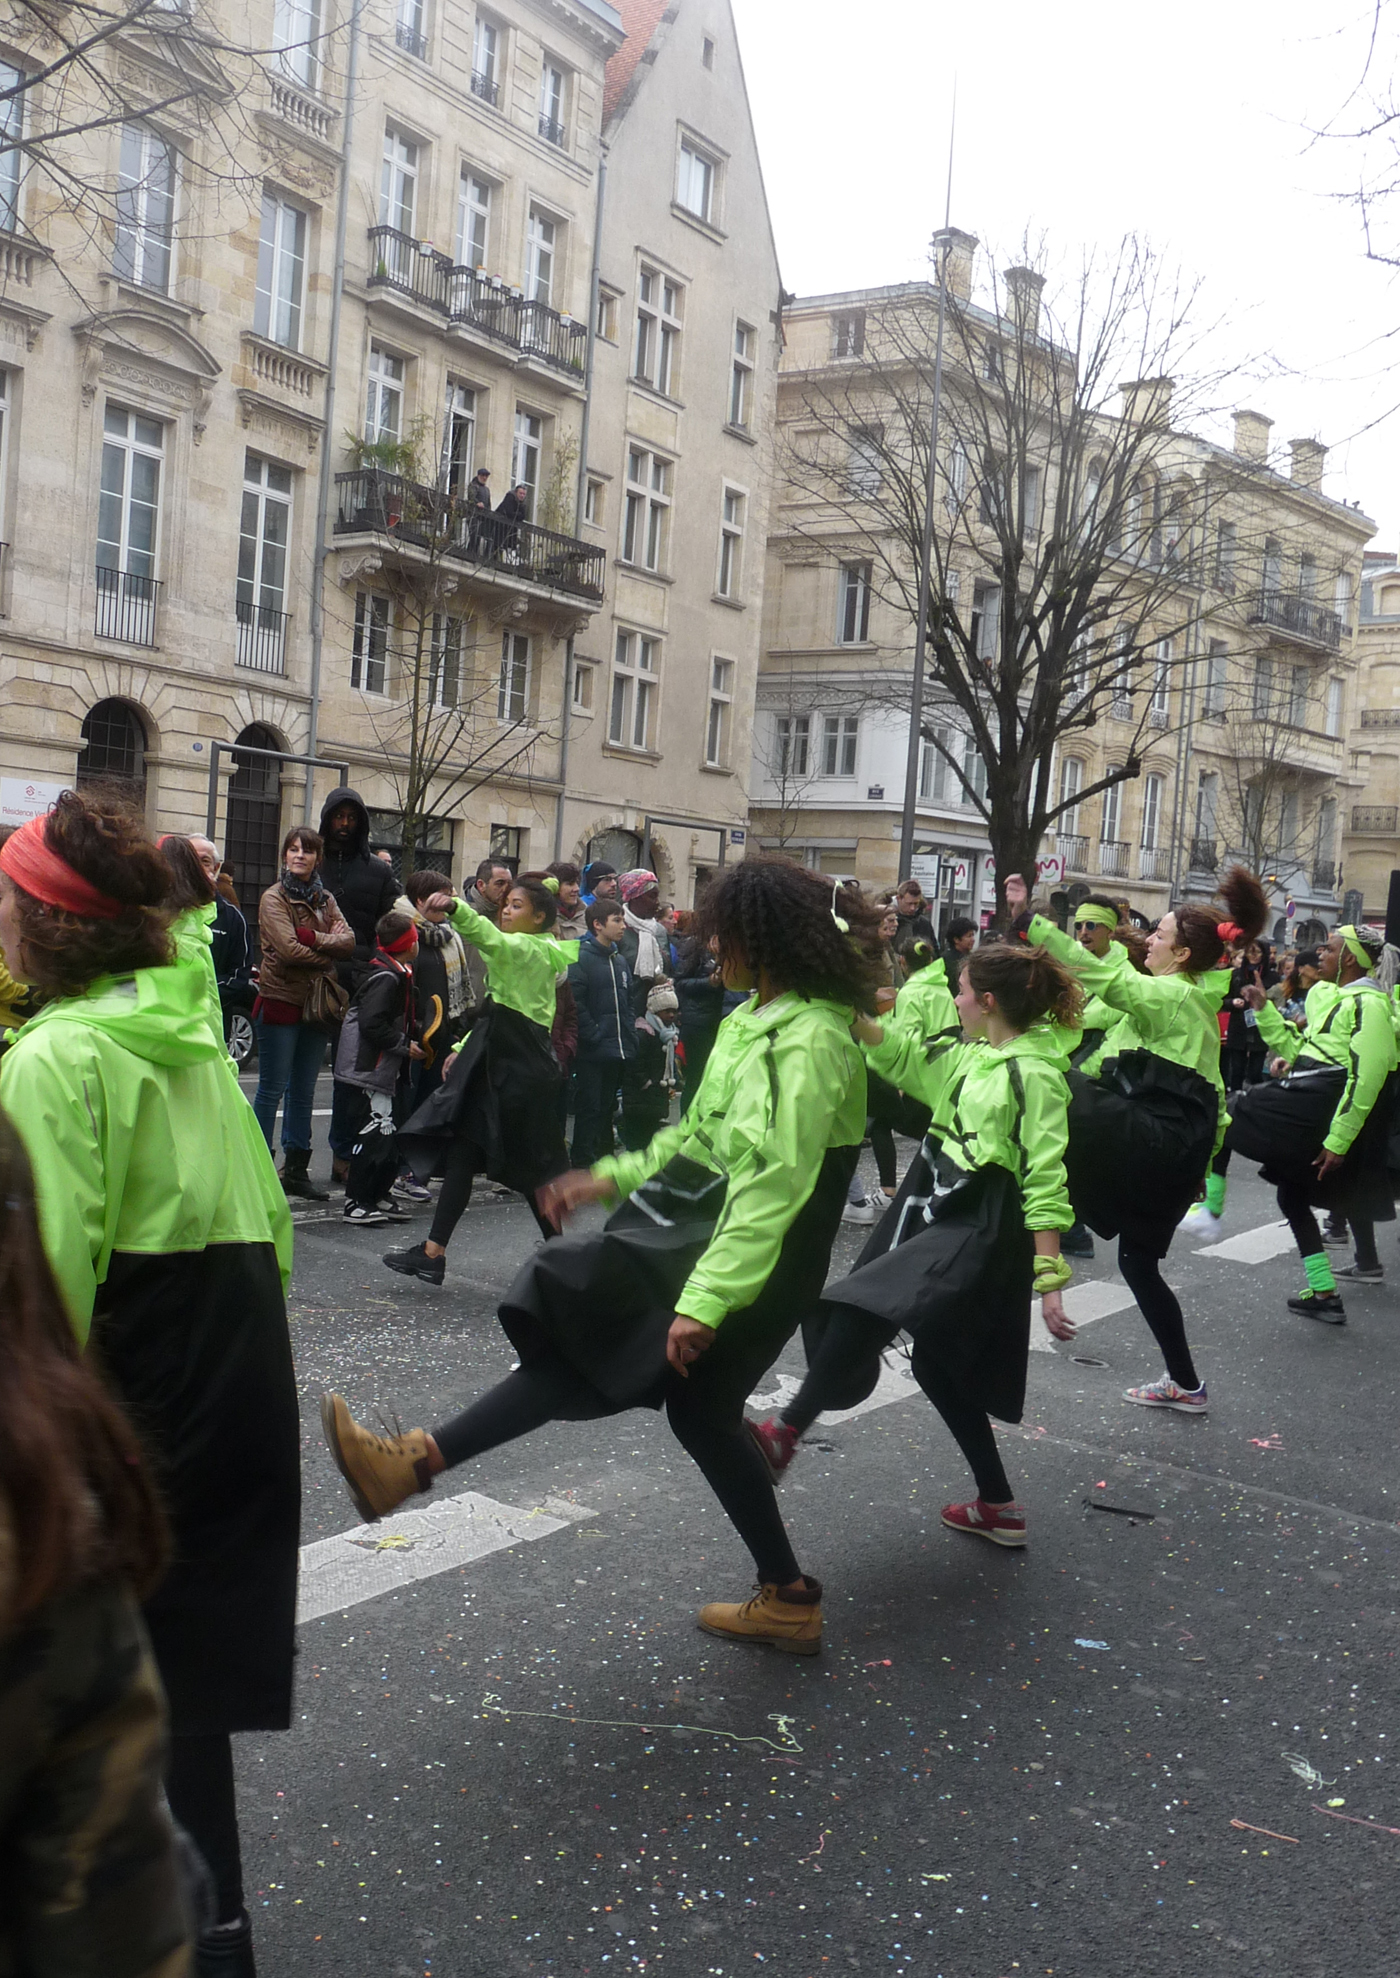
top-left (1118, 376), bottom-right (1174, 428)
top-left (932, 227), bottom-right (978, 303)
top-left (1004, 266), bottom-right (1045, 338)
top-left (1289, 436), bottom-right (1326, 492)
top-left (1232, 409), bottom-right (1272, 463)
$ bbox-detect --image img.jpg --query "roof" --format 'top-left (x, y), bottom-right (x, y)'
top-left (603, 0), bottom-right (670, 124)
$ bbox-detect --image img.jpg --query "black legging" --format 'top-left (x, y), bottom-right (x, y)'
top-left (1277, 1179), bottom-right (1324, 1264)
top-left (780, 1306), bottom-right (1014, 1504)
top-left (167, 1731), bottom-right (243, 1926)
top-left (1117, 1238), bottom-right (1200, 1390)
top-left (429, 1137), bottom-right (555, 1246)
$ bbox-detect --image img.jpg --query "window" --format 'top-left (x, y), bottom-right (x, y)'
top-left (1287, 662), bottom-right (1309, 726)
top-left (1058, 755), bottom-right (1083, 834)
top-left (1262, 536), bottom-right (1283, 598)
top-left (255, 193), bottom-right (306, 348)
top-left (775, 713), bottom-right (809, 779)
top-left (1299, 553), bottom-right (1317, 599)
top-left (831, 311), bottom-right (864, 359)
top-left (1150, 640), bottom-right (1171, 720)
top-left (1253, 655), bottom-right (1274, 720)
top-left (728, 321), bottom-right (754, 427)
top-left (472, 15), bottom-right (500, 102)
top-left (595, 286), bottom-right (619, 341)
top-left (1335, 569), bottom-right (1353, 623)
top-left (1100, 777), bottom-right (1122, 844)
top-left (0, 61), bottom-right (23, 231)
top-left (717, 487), bottom-right (744, 598)
top-left (97, 406), bottom-right (162, 578)
top-left (584, 476), bottom-right (604, 525)
top-left (702, 34), bottom-right (715, 68)
top-left (364, 343), bottom-right (404, 442)
top-left (1326, 675), bottom-right (1343, 737)
top-left (352, 592), bottom-right (389, 693)
top-left (633, 268), bottom-right (683, 393)
top-left (1204, 639), bottom-right (1228, 718)
top-left (960, 732), bottom-right (989, 806)
top-left (525, 205), bottom-right (555, 306)
top-left (428, 613), bottom-right (463, 707)
top-left (511, 407), bottom-right (541, 495)
top-left (1194, 771), bottom-right (1219, 845)
top-left (846, 425), bottom-right (882, 497)
top-left (821, 714), bottom-right (859, 778)
top-left (444, 380), bottom-right (475, 493)
top-left (983, 340), bottom-right (1004, 383)
top-left (970, 582), bottom-right (1000, 662)
top-left (571, 659), bottom-right (595, 712)
top-left (919, 733), bottom-right (947, 803)
top-left (946, 440), bottom-right (968, 512)
top-left (837, 560), bottom-right (872, 644)
top-left (237, 453), bottom-right (292, 656)
top-left (622, 446), bottom-right (671, 571)
top-left (489, 822), bottom-right (522, 868)
top-left (706, 657), bottom-right (734, 767)
top-left (1023, 464), bottom-right (1041, 535)
top-left (273, 0), bottom-right (320, 88)
top-left (676, 139), bottom-right (716, 221)
top-left (1140, 773), bottom-right (1163, 850)
top-left (380, 126), bottom-right (418, 233)
top-left (396, 0), bottom-right (427, 58)
top-left (78, 700), bottom-right (146, 793)
top-left (538, 61), bottom-right (566, 145)
top-left (610, 630), bottom-right (659, 750)
top-left (114, 124), bottom-right (176, 291)
top-left (498, 630), bottom-right (530, 721)
top-left (1215, 520), bottom-right (1236, 593)
top-left (456, 169), bottom-right (491, 269)
top-left (1316, 795), bottom-right (1337, 863)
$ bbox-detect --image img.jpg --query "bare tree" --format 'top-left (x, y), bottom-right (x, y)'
top-left (1210, 667), bottom-right (1326, 887)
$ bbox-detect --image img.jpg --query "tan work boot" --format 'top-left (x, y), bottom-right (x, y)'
top-left (697, 1578), bottom-right (823, 1656)
top-left (320, 1392), bottom-right (434, 1524)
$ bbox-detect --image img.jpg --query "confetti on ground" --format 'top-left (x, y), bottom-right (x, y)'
top-left (479, 1693), bottom-right (805, 1754)
top-left (1312, 1805), bottom-right (1400, 1837)
top-left (1249, 1435), bottom-right (1285, 1450)
top-left (1074, 1638), bottom-right (1110, 1650)
top-left (1230, 1819), bottom-right (1299, 1843)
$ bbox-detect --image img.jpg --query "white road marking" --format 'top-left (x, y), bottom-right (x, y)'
top-left (297, 1490), bottom-right (596, 1623)
top-left (1193, 1219), bottom-right (1295, 1264)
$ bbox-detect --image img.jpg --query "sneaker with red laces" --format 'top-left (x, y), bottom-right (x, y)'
top-left (941, 1498), bottom-right (1027, 1547)
top-left (1123, 1375), bottom-right (1209, 1412)
top-left (746, 1416), bottom-right (800, 1484)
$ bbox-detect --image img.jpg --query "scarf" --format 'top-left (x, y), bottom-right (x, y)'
top-left (624, 904), bottom-right (666, 982)
top-left (417, 916), bottom-right (470, 1019)
top-left (280, 866), bottom-right (327, 904)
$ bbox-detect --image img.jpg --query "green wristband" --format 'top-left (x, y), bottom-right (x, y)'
top-left (1032, 1254), bottom-right (1073, 1293)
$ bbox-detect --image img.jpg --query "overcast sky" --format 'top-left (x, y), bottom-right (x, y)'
top-left (731, 0), bottom-right (1400, 553)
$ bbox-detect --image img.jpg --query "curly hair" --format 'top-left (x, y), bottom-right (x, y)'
top-left (965, 942), bottom-right (1084, 1032)
top-left (1172, 865), bottom-right (1268, 975)
top-left (5, 790), bottom-right (172, 997)
top-left (693, 855), bottom-right (887, 1012)
top-left (157, 833), bottom-right (216, 913)
top-left (511, 870), bottom-right (560, 930)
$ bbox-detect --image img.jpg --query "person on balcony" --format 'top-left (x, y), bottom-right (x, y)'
top-left (495, 483), bottom-right (530, 560)
top-left (464, 467), bottom-right (493, 556)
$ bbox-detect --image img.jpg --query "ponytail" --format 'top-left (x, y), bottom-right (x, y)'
top-left (1171, 865), bottom-right (1268, 975)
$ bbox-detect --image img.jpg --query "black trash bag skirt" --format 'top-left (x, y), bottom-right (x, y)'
top-left (91, 1243), bottom-right (301, 1736)
top-left (497, 1147), bottom-right (857, 1414)
top-left (1229, 1064), bottom-right (1398, 1222)
top-left (397, 1000), bottom-right (568, 1196)
top-left (802, 1141), bottom-right (1033, 1425)
top-left (1064, 1051), bottom-right (1219, 1258)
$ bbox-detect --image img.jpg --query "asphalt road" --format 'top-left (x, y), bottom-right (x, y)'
top-left (238, 1086), bottom-right (1400, 1977)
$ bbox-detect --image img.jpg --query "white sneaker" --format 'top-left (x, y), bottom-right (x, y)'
top-left (842, 1196), bottom-right (878, 1225)
top-left (1178, 1203), bottom-right (1221, 1238)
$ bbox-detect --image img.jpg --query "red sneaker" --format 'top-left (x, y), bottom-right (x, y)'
top-left (941, 1498), bottom-right (1027, 1547)
top-left (746, 1416), bottom-right (801, 1484)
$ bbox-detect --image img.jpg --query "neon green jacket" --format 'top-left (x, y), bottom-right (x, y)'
top-left (1303, 979), bottom-right (1397, 1157)
top-left (170, 900), bottom-right (225, 1052)
top-left (882, 956), bottom-right (960, 1056)
top-left (0, 963), bottom-right (291, 1340)
top-left (865, 1021), bottom-right (1074, 1232)
top-left (1253, 979), bottom-right (1343, 1067)
top-left (593, 991), bottom-right (866, 1329)
top-left (1074, 940), bottom-right (1133, 1078)
top-left (448, 900), bottom-right (579, 1031)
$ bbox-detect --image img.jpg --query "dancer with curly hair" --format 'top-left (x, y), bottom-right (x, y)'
top-left (323, 856), bottom-right (885, 1655)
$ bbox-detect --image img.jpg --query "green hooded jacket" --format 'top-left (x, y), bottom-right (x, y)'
top-left (170, 899), bottom-right (225, 1052)
top-left (448, 899), bottom-right (580, 1032)
top-left (1252, 979), bottom-right (1343, 1067)
top-left (881, 955), bottom-right (960, 1056)
top-left (0, 963), bottom-right (291, 1340)
top-left (1305, 979), bottom-right (1398, 1156)
top-left (593, 991), bottom-right (867, 1329)
top-left (1073, 938), bottom-right (1133, 1078)
top-left (864, 1022), bottom-right (1075, 1232)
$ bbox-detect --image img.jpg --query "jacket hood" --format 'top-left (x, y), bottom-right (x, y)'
top-left (1196, 966), bottom-right (1232, 1011)
top-left (21, 964), bottom-right (226, 1066)
top-left (999, 1023), bottom-right (1076, 1072)
top-left (318, 785), bottom-right (371, 857)
top-left (729, 988), bottom-right (854, 1038)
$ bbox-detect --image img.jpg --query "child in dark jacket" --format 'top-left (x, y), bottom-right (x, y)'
top-left (336, 912), bottom-right (424, 1224)
top-left (567, 898), bottom-right (637, 1166)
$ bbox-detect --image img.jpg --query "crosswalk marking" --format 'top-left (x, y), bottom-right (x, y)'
top-left (1193, 1219), bottom-right (1295, 1264)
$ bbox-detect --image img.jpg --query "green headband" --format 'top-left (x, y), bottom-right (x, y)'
top-left (1073, 903), bottom-right (1120, 931)
top-left (1339, 924), bottom-right (1376, 971)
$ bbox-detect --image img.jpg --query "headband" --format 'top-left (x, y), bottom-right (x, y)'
top-left (0, 815), bottom-right (124, 920)
top-left (1072, 903), bottom-right (1119, 931)
top-left (1339, 924), bottom-right (1376, 972)
top-left (381, 925), bottom-right (418, 957)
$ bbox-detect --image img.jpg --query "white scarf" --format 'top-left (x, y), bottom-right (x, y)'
top-left (624, 904), bottom-right (666, 981)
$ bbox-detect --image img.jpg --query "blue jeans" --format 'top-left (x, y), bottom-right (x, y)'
top-left (253, 1019), bottom-right (326, 1153)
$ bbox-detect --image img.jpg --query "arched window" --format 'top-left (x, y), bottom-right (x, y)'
top-left (77, 699), bottom-right (146, 795)
top-left (586, 826), bottom-right (641, 873)
top-left (226, 723), bottom-right (285, 907)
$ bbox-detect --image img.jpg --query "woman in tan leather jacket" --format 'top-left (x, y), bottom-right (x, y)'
top-left (252, 826), bottom-right (353, 1197)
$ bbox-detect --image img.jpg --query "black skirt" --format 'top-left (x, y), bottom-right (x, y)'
top-left (805, 1142), bottom-right (1033, 1425)
top-left (398, 1000), bottom-right (568, 1195)
top-left (91, 1244), bottom-right (301, 1736)
top-left (497, 1147), bottom-right (856, 1412)
top-left (1229, 1065), bottom-right (1398, 1221)
top-left (1065, 1051), bottom-right (1219, 1257)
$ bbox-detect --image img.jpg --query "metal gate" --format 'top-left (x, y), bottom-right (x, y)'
top-left (225, 725), bottom-right (284, 912)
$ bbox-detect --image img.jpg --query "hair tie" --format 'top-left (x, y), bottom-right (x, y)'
top-left (541, 874), bottom-right (560, 895)
top-left (1033, 1254), bottom-right (1073, 1293)
top-left (1216, 920), bottom-right (1243, 943)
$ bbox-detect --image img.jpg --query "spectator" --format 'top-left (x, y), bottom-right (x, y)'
top-left (1279, 946), bottom-right (1322, 1028)
top-left (547, 860), bottom-right (586, 939)
top-left (405, 867), bottom-right (472, 1100)
top-left (458, 855), bottom-right (512, 1020)
top-left (317, 787), bottom-right (402, 1179)
top-left (463, 466), bottom-right (493, 555)
top-left (335, 910), bottom-right (424, 1225)
top-left (252, 825), bottom-right (354, 1198)
top-left (673, 929), bottom-right (724, 1107)
top-left (890, 879), bottom-right (936, 962)
top-left (0, 1109), bottom-right (191, 1976)
top-left (191, 833), bottom-right (249, 985)
top-left (495, 482), bottom-right (530, 556)
top-left (568, 896), bottom-right (637, 1164)
top-left (616, 870), bottom-right (672, 1149)
top-left (942, 914), bottom-right (978, 994)
top-left (1223, 936), bottom-right (1278, 1091)
top-left (581, 860), bottom-right (617, 906)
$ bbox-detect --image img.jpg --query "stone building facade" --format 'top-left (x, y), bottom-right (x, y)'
top-left (1339, 547), bottom-right (1400, 924)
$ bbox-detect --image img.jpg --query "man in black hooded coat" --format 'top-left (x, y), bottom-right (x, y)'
top-left (318, 786), bottom-right (402, 1178)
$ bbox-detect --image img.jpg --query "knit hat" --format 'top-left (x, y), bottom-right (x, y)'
top-left (619, 868), bottom-right (659, 904)
top-left (582, 860), bottom-right (617, 890)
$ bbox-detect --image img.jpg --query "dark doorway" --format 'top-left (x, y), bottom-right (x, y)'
top-left (586, 826), bottom-right (641, 873)
top-left (225, 724), bottom-right (284, 913)
top-left (77, 699), bottom-right (147, 802)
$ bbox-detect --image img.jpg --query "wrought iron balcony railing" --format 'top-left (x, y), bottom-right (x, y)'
top-left (95, 565), bottom-right (159, 645)
top-left (1059, 832), bottom-right (1089, 871)
top-left (235, 599), bottom-right (289, 674)
top-left (1139, 845), bottom-right (1173, 882)
top-left (395, 19), bottom-right (427, 57)
top-left (1352, 805), bottom-right (1398, 833)
top-left (368, 228), bottom-right (587, 374)
top-left (1098, 839), bottom-right (1130, 878)
top-left (538, 113), bottom-right (566, 146)
top-left (470, 68), bottom-right (499, 105)
top-left (1252, 587), bottom-right (1342, 651)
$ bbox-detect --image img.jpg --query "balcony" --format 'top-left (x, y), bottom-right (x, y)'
top-left (1139, 845), bottom-right (1172, 882)
top-left (266, 71), bottom-right (338, 145)
top-left (538, 113), bottom-right (567, 146)
top-left (1360, 708), bottom-right (1400, 730)
top-left (334, 467), bottom-right (605, 603)
top-left (1251, 587), bottom-right (1342, 652)
top-left (470, 68), bottom-right (499, 105)
top-left (1312, 859), bottom-right (1337, 891)
top-left (1059, 832), bottom-right (1089, 872)
top-left (1189, 836), bottom-right (1218, 873)
top-left (1098, 839), bottom-right (1130, 878)
top-left (1109, 696), bottom-right (1134, 722)
top-left (95, 565), bottom-right (159, 646)
top-left (394, 18), bottom-right (428, 57)
top-left (235, 599), bottom-right (289, 675)
top-left (1352, 805), bottom-right (1399, 834)
top-left (367, 227), bottom-right (586, 375)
